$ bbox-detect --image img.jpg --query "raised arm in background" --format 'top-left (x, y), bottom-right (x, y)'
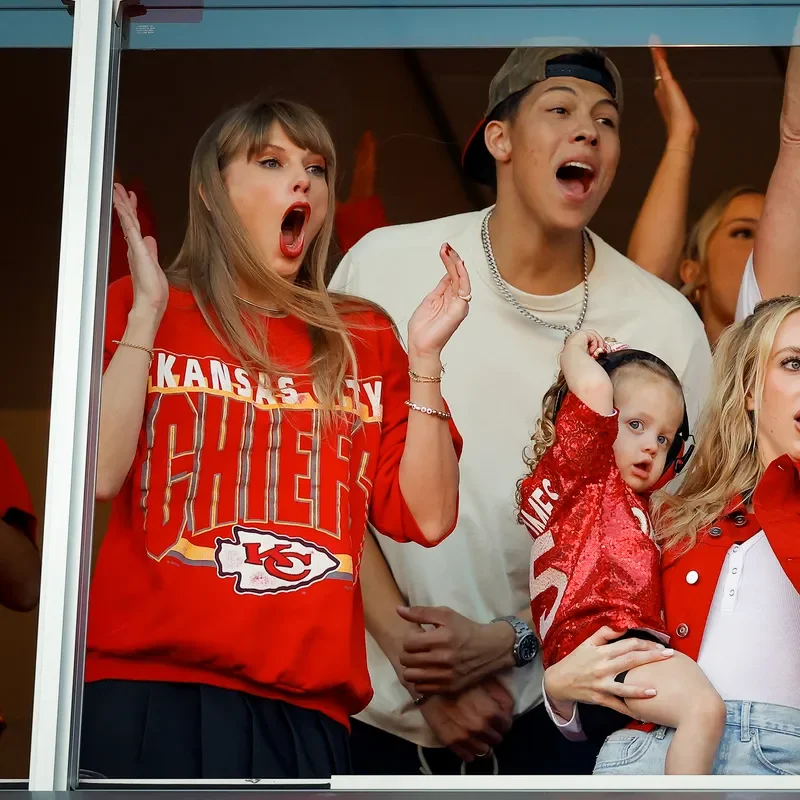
top-left (627, 47), bottom-right (698, 288)
top-left (752, 44), bottom-right (800, 299)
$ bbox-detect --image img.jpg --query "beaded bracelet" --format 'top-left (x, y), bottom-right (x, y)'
top-left (405, 400), bottom-right (452, 420)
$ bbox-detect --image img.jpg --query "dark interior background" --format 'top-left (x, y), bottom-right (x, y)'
top-left (114, 47), bottom-right (785, 268)
top-left (0, 44), bottom-right (786, 778)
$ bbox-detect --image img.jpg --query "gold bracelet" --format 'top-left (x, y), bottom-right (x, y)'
top-left (408, 369), bottom-right (442, 384)
top-left (112, 339), bottom-right (154, 365)
top-left (405, 400), bottom-right (452, 420)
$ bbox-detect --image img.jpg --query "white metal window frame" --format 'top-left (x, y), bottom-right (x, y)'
top-left (24, 0), bottom-right (800, 791)
top-left (28, 0), bottom-right (119, 791)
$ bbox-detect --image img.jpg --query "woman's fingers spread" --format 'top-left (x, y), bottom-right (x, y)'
top-left (585, 626), bottom-right (626, 647)
top-left (603, 636), bottom-right (665, 660)
top-left (611, 681), bottom-right (658, 700)
top-left (602, 696), bottom-right (634, 717)
top-left (609, 646), bottom-right (673, 677)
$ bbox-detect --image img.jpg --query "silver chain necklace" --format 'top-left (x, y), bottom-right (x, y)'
top-left (481, 209), bottom-right (589, 340)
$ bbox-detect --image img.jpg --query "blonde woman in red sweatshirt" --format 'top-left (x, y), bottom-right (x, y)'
top-left (82, 98), bottom-right (468, 780)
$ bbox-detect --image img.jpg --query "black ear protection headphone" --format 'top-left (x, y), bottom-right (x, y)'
top-left (553, 348), bottom-right (694, 476)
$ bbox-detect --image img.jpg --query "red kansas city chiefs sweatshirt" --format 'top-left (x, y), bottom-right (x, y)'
top-left (86, 277), bottom-right (461, 728)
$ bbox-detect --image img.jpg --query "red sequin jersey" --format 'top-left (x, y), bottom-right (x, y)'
top-left (518, 392), bottom-right (667, 669)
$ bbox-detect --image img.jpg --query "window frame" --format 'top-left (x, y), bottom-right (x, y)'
top-left (27, 0), bottom-right (800, 791)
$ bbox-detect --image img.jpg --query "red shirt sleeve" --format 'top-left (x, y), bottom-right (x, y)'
top-left (0, 439), bottom-right (36, 542)
top-left (549, 391), bottom-right (618, 486)
top-left (367, 319), bottom-right (463, 548)
top-left (335, 196), bottom-right (389, 253)
top-left (754, 456), bottom-right (800, 592)
top-left (104, 277), bottom-right (135, 371)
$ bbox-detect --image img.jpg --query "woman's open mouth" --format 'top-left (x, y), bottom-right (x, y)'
top-left (556, 161), bottom-right (596, 201)
top-left (279, 202), bottom-right (310, 259)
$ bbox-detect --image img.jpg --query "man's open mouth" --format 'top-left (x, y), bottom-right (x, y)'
top-left (556, 161), bottom-right (596, 198)
top-left (280, 202), bottom-right (310, 259)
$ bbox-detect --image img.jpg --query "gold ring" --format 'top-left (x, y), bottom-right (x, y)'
top-left (459, 293), bottom-right (472, 303)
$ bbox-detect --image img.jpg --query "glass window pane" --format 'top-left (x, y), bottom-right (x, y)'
top-left (82, 28), bottom-right (786, 786)
top-left (124, 2), bottom-right (800, 49)
top-left (0, 1), bottom-right (73, 49)
top-left (0, 2), bottom-right (72, 784)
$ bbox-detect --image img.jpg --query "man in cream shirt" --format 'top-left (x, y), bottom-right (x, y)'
top-left (330, 46), bottom-right (711, 775)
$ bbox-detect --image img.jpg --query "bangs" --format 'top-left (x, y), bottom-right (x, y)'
top-left (217, 99), bottom-right (335, 171)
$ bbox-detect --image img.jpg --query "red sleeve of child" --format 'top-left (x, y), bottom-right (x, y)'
top-left (367, 319), bottom-right (463, 548)
top-left (549, 391), bottom-right (618, 486)
top-left (0, 440), bottom-right (36, 542)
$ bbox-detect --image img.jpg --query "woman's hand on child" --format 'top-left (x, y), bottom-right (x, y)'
top-left (543, 626), bottom-right (674, 718)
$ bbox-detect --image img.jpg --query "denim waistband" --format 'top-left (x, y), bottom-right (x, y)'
top-left (724, 700), bottom-right (800, 739)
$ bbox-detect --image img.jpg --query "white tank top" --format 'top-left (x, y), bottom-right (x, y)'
top-left (697, 531), bottom-right (800, 709)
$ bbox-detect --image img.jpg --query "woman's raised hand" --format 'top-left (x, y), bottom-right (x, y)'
top-left (406, 243), bottom-right (471, 360)
top-left (651, 46), bottom-right (699, 148)
top-left (113, 183), bottom-right (168, 317)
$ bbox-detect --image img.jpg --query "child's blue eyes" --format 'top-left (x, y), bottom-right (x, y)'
top-left (628, 420), bottom-right (670, 446)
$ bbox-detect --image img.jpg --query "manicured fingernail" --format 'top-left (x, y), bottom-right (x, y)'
top-left (443, 243), bottom-right (451, 254)
top-left (656, 643), bottom-right (665, 649)
top-left (662, 648), bottom-right (674, 656)
top-left (645, 689), bottom-right (657, 696)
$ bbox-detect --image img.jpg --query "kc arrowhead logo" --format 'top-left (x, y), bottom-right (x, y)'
top-left (216, 526), bottom-right (340, 595)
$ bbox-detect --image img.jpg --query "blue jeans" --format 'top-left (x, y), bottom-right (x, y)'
top-left (593, 700), bottom-right (800, 775)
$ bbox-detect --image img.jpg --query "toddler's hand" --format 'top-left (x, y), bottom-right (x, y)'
top-left (564, 329), bottom-right (608, 360)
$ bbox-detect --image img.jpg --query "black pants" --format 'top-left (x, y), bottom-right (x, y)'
top-left (80, 679), bottom-right (351, 779)
top-left (350, 702), bottom-right (601, 775)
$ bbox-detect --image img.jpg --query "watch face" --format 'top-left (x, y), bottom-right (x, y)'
top-left (518, 634), bottom-right (538, 663)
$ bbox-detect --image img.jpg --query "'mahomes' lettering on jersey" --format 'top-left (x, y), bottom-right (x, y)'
top-left (521, 479), bottom-right (568, 641)
top-left (138, 350), bottom-right (383, 575)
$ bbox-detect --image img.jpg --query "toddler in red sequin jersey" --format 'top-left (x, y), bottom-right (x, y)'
top-left (517, 330), bottom-right (725, 774)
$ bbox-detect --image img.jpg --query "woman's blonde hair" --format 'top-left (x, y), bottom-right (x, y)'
top-left (515, 357), bottom-right (682, 518)
top-left (167, 97), bottom-right (370, 414)
top-left (654, 296), bottom-right (800, 553)
top-left (681, 186), bottom-right (761, 300)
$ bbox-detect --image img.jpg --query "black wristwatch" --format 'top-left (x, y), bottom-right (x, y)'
top-left (493, 615), bottom-right (538, 667)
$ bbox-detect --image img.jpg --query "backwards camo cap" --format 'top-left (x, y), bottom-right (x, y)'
top-left (462, 47), bottom-right (623, 187)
